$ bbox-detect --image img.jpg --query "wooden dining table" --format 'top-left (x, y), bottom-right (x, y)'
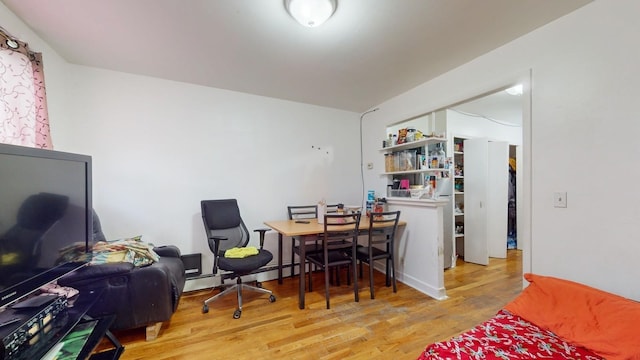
top-left (264, 216), bottom-right (406, 309)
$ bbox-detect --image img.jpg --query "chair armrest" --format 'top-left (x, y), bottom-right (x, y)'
top-left (154, 245), bottom-right (181, 258)
top-left (208, 236), bottom-right (228, 274)
top-left (253, 228), bottom-right (271, 249)
top-left (59, 262), bottom-right (135, 285)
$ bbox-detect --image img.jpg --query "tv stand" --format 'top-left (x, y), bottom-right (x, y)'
top-left (0, 290), bottom-right (123, 360)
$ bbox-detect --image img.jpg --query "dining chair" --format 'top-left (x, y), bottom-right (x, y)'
top-left (355, 210), bottom-right (401, 299)
top-left (287, 205), bottom-right (319, 282)
top-left (305, 212), bottom-right (361, 309)
top-left (287, 204), bottom-right (341, 290)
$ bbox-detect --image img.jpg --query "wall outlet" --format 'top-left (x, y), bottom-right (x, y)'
top-left (553, 192), bottom-right (567, 208)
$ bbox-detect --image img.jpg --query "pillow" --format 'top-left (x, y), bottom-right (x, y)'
top-left (504, 273), bottom-right (640, 360)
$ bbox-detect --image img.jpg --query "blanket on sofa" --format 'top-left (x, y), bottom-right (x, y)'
top-left (90, 236), bottom-right (159, 267)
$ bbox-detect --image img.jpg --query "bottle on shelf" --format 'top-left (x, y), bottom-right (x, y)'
top-left (437, 143), bottom-right (446, 169)
top-left (429, 146), bottom-right (439, 168)
top-left (429, 175), bottom-right (437, 198)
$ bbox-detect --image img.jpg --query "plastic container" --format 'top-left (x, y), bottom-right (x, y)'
top-left (384, 154), bottom-right (393, 172)
top-left (389, 189), bottom-right (411, 197)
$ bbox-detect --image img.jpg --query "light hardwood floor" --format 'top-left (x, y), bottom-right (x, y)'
top-left (107, 250), bottom-right (522, 360)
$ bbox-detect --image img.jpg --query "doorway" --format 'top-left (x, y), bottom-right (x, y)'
top-left (446, 84), bottom-right (524, 266)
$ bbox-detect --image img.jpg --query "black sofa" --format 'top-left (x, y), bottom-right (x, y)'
top-left (58, 211), bottom-right (186, 340)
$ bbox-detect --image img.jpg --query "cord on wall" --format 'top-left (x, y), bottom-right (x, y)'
top-left (359, 107), bottom-right (379, 209)
top-left (449, 108), bottom-right (521, 127)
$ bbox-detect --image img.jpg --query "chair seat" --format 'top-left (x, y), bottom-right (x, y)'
top-left (356, 245), bottom-right (388, 260)
top-left (293, 242), bottom-right (323, 254)
top-left (218, 249), bottom-right (273, 274)
top-left (307, 250), bottom-right (352, 265)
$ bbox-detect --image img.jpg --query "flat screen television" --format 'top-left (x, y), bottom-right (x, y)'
top-left (0, 143), bottom-right (92, 309)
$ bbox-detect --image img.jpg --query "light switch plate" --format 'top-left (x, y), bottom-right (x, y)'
top-left (553, 192), bottom-right (567, 208)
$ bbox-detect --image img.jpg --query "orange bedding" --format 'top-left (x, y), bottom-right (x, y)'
top-left (504, 273), bottom-right (640, 360)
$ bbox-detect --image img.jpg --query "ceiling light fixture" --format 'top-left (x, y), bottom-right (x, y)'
top-left (5, 38), bottom-right (18, 49)
top-left (285, 0), bottom-right (337, 28)
top-left (505, 84), bottom-right (523, 96)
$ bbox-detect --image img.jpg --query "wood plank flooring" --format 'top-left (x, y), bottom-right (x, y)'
top-left (105, 250), bottom-right (522, 360)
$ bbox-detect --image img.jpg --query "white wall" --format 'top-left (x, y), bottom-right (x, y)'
top-left (58, 66), bottom-right (362, 275)
top-left (363, 0), bottom-right (640, 300)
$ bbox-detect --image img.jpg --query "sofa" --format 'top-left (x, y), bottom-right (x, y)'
top-left (58, 211), bottom-right (186, 340)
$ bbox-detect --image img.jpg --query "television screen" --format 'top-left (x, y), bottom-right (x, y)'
top-left (0, 144), bottom-right (92, 308)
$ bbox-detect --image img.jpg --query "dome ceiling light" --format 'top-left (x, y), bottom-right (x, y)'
top-left (285, 0), bottom-right (337, 28)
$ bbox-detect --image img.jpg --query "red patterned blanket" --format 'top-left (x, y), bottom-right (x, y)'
top-left (417, 310), bottom-right (603, 360)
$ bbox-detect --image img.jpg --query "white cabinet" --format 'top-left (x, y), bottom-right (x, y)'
top-left (463, 138), bottom-right (508, 265)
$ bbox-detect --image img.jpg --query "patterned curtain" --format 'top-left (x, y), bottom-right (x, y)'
top-left (0, 28), bottom-right (52, 149)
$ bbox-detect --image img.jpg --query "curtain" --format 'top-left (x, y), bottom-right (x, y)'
top-left (0, 28), bottom-right (52, 149)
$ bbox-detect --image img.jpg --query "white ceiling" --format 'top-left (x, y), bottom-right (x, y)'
top-left (2, 0), bottom-right (589, 113)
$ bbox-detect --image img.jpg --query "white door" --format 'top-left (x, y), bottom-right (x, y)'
top-left (464, 138), bottom-right (489, 265)
top-left (487, 141), bottom-right (508, 259)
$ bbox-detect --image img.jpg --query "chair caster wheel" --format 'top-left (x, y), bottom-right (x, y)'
top-left (202, 304), bottom-right (209, 313)
top-left (269, 295), bottom-right (276, 303)
top-left (233, 309), bottom-right (241, 319)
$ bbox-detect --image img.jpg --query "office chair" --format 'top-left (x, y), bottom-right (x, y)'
top-left (355, 211), bottom-right (401, 299)
top-left (201, 199), bottom-right (276, 318)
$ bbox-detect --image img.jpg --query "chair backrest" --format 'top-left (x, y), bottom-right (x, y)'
top-left (368, 211), bottom-right (401, 247)
top-left (287, 205), bottom-right (317, 220)
top-left (287, 204), bottom-right (340, 220)
top-left (322, 212), bottom-right (361, 254)
top-left (325, 204), bottom-right (340, 214)
top-left (201, 199), bottom-right (250, 254)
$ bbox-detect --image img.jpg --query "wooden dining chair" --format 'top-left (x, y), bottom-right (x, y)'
top-left (287, 204), bottom-right (341, 289)
top-left (287, 205), bottom-right (319, 283)
top-left (305, 212), bottom-right (361, 309)
top-left (355, 210), bottom-right (401, 299)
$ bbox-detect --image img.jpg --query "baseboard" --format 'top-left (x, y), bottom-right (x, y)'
top-left (185, 262), bottom-right (447, 300)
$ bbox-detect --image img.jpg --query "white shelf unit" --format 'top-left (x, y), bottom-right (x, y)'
top-left (380, 136), bottom-right (449, 192)
top-left (379, 136), bottom-right (447, 152)
top-left (452, 136), bottom-right (466, 261)
top-left (382, 168), bottom-right (446, 175)
top-left (382, 124), bottom-right (453, 267)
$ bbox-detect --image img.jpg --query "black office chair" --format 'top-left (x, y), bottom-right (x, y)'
top-left (355, 211), bottom-right (401, 299)
top-left (201, 199), bottom-right (276, 318)
top-left (305, 212), bottom-right (360, 309)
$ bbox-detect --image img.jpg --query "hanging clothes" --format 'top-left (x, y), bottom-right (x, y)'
top-left (507, 158), bottom-right (517, 249)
